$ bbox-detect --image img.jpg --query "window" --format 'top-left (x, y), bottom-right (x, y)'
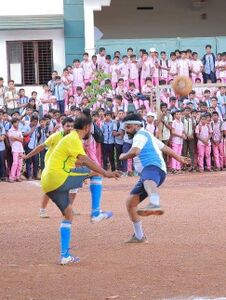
top-left (7, 40), bottom-right (53, 85)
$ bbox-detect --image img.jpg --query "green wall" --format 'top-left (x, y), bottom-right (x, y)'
top-left (96, 36), bottom-right (226, 57)
top-left (64, 0), bottom-right (85, 65)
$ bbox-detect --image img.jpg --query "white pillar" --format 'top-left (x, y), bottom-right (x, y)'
top-left (84, 0), bottom-right (111, 56)
top-left (84, 3), bottom-right (95, 55)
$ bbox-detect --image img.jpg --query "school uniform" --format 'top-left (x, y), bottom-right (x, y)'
top-left (23, 125), bottom-right (39, 178)
top-left (195, 124), bottom-right (212, 170)
top-left (101, 120), bottom-right (115, 171)
top-left (211, 121), bottom-right (224, 169)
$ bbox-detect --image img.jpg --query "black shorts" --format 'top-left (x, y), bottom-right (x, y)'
top-left (47, 167), bottom-right (90, 214)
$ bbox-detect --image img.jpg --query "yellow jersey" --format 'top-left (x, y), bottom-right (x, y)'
top-left (41, 130), bottom-right (87, 193)
top-left (44, 131), bottom-right (65, 163)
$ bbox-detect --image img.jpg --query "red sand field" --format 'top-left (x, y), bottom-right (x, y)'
top-left (0, 172), bottom-right (226, 300)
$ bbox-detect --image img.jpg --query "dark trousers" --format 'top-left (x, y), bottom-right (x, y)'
top-left (39, 149), bottom-right (47, 171)
top-left (115, 143), bottom-right (123, 171)
top-left (102, 143), bottom-right (115, 171)
top-left (57, 100), bottom-right (65, 114)
top-left (0, 150), bottom-right (6, 178)
top-left (203, 71), bottom-right (216, 83)
top-left (182, 139), bottom-right (195, 167)
top-left (122, 142), bottom-right (132, 172)
top-left (25, 146), bottom-right (39, 178)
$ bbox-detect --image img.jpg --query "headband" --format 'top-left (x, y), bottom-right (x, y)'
top-left (123, 120), bottom-right (143, 125)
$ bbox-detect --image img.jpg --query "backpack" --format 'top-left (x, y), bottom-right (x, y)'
top-left (92, 122), bottom-right (104, 144)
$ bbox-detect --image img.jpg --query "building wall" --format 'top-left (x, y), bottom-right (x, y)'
top-left (0, 0), bottom-right (63, 15)
top-left (0, 29), bottom-right (65, 95)
top-left (94, 0), bottom-right (226, 39)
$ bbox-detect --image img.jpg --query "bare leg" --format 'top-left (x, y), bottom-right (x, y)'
top-left (41, 194), bottom-right (49, 209)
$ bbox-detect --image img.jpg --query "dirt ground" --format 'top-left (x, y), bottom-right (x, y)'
top-left (0, 172), bottom-right (226, 300)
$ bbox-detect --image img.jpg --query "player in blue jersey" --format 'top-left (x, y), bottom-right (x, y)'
top-left (119, 113), bottom-right (190, 243)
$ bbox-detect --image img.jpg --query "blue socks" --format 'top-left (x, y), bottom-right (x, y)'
top-left (90, 176), bottom-right (102, 217)
top-left (60, 220), bottom-right (72, 258)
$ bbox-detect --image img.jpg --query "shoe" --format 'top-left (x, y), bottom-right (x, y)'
top-left (16, 178), bottom-right (23, 182)
top-left (137, 203), bottom-right (164, 217)
top-left (8, 179), bottom-right (15, 183)
top-left (125, 234), bottom-right (148, 244)
top-left (91, 211), bottom-right (113, 223)
top-left (60, 255), bottom-right (80, 265)
top-left (27, 176), bottom-right (33, 181)
top-left (40, 209), bottom-right (49, 219)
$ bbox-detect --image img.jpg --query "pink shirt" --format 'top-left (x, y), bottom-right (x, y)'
top-left (178, 59), bottom-right (190, 76)
top-left (129, 62), bottom-right (139, 79)
top-left (215, 60), bottom-right (221, 79)
top-left (73, 67), bottom-right (84, 86)
top-left (140, 61), bottom-right (152, 79)
top-left (81, 61), bottom-right (93, 80)
top-left (222, 121), bottom-right (226, 131)
top-left (195, 124), bottom-right (212, 145)
top-left (146, 123), bottom-right (156, 135)
top-left (218, 60), bottom-right (226, 78)
top-left (191, 60), bottom-right (203, 76)
top-left (168, 60), bottom-right (179, 76)
top-left (212, 121), bottom-right (223, 142)
top-left (97, 54), bottom-right (106, 69)
top-left (159, 59), bottom-right (169, 78)
top-left (8, 127), bottom-right (24, 152)
top-left (103, 62), bottom-right (111, 75)
top-left (115, 86), bottom-right (127, 96)
top-left (172, 119), bottom-right (184, 145)
top-left (118, 63), bottom-right (129, 80)
top-left (142, 84), bottom-right (152, 94)
top-left (74, 94), bottom-right (83, 106)
top-left (110, 64), bottom-right (120, 83)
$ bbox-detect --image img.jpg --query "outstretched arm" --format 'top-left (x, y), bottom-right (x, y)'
top-left (23, 144), bottom-right (46, 159)
top-left (77, 154), bottom-right (120, 179)
top-left (161, 144), bottom-right (190, 165)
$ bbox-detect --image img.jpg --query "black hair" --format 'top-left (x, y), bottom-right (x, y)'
top-left (175, 49), bottom-right (180, 53)
top-left (83, 52), bottom-right (89, 56)
top-left (11, 117), bottom-right (20, 124)
top-left (55, 76), bottom-right (61, 80)
top-left (30, 116), bottom-right (39, 123)
top-left (104, 111), bottom-right (112, 117)
top-left (192, 52), bottom-right (198, 56)
top-left (212, 111), bottom-right (219, 116)
top-left (73, 59), bottom-right (80, 63)
top-left (0, 77), bottom-right (3, 81)
top-left (170, 52), bottom-right (176, 57)
top-left (92, 55), bottom-right (97, 59)
top-left (115, 95), bottom-right (123, 101)
top-left (31, 91), bottom-right (37, 96)
top-left (74, 112), bottom-right (92, 129)
top-left (76, 86), bottom-right (83, 91)
top-left (106, 55), bottom-right (111, 60)
top-left (205, 44), bottom-right (212, 49)
top-left (123, 113), bottom-right (143, 123)
top-left (11, 111), bottom-right (20, 116)
top-left (63, 68), bottom-right (68, 72)
top-left (186, 49), bottom-right (192, 53)
top-left (170, 96), bottom-right (177, 101)
top-left (204, 89), bottom-right (210, 93)
top-left (0, 109), bottom-right (4, 114)
top-left (160, 102), bottom-right (167, 108)
top-left (127, 47), bottom-right (133, 52)
top-left (122, 55), bottom-right (128, 59)
top-left (99, 47), bottom-right (106, 53)
top-left (62, 117), bottom-right (74, 126)
top-left (160, 51), bottom-right (166, 55)
top-left (105, 79), bottom-right (111, 84)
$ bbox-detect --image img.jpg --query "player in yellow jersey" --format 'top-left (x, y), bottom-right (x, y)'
top-left (23, 117), bottom-right (75, 218)
top-left (41, 111), bottom-right (120, 265)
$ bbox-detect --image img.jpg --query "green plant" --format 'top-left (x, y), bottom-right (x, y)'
top-left (84, 71), bottom-right (112, 108)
